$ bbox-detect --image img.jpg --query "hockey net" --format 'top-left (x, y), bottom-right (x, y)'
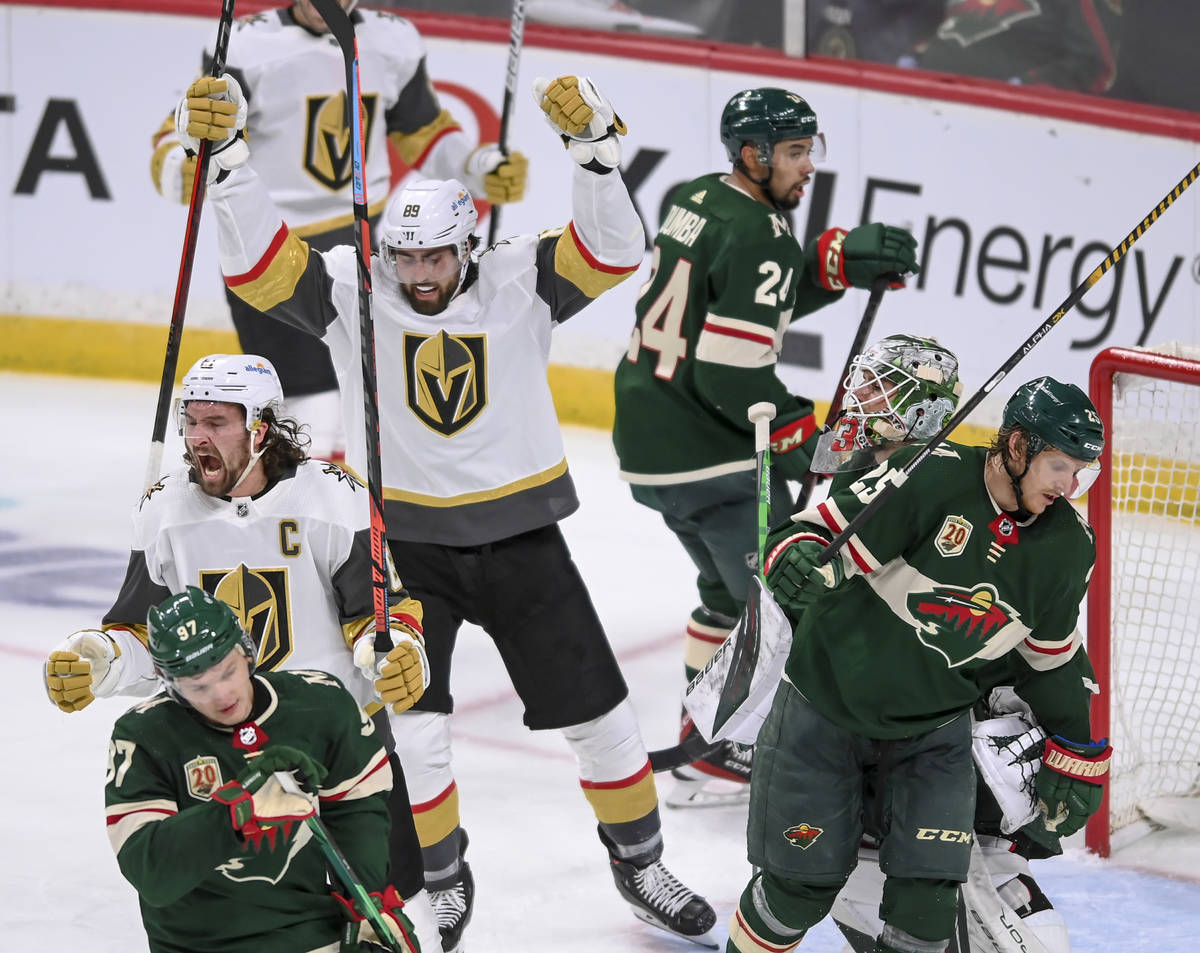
top-left (1086, 344), bottom-right (1200, 857)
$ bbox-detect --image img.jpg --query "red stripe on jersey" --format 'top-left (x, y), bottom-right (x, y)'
top-left (817, 501), bottom-right (873, 574)
top-left (1023, 637), bottom-right (1075, 656)
top-left (579, 760), bottom-right (652, 790)
top-left (567, 221), bottom-right (639, 275)
top-left (226, 222), bottom-right (290, 287)
top-left (685, 623), bottom-right (728, 645)
top-left (106, 806), bottom-right (175, 826)
top-left (321, 751), bottom-right (392, 803)
top-left (390, 612), bottom-right (423, 635)
top-left (412, 780), bottom-right (458, 813)
top-left (701, 321), bottom-right (775, 347)
top-left (410, 124), bottom-right (462, 170)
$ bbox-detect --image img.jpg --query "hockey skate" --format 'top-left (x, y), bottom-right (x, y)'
top-left (608, 851), bottom-right (719, 949)
top-left (428, 847), bottom-right (474, 953)
top-left (667, 739), bottom-right (753, 808)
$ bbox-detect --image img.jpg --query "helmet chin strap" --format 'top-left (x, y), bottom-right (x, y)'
top-left (1002, 433), bottom-right (1044, 520)
top-left (227, 429), bottom-right (266, 496)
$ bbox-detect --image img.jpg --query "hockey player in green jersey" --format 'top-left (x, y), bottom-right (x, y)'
top-left (105, 587), bottom-right (416, 953)
top-left (726, 376), bottom-right (1113, 953)
top-left (612, 85), bottom-right (921, 803)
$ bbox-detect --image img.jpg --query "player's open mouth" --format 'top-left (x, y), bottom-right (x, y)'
top-left (413, 284), bottom-right (438, 297)
top-left (197, 453), bottom-right (223, 476)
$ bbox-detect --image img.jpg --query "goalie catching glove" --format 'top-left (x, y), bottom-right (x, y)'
top-left (334, 884), bottom-right (419, 953)
top-left (44, 629), bottom-right (127, 712)
top-left (763, 532), bottom-right (844, 615)
top-left (174, 73), bottom-right (249, 184)
top-left (353, 621), bottom-right (430, 714)
top-left (804, 222), bottom-right (920, 292)
top-left (211, 745), bottom-right (327, 849)
top-left (1035, 735), bottom-right (1111, 838)
top-left (533, 74), bottom-right (627, 173)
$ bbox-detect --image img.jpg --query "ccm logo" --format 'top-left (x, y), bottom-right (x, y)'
top-left (916, 828), bottom-right (973, 843)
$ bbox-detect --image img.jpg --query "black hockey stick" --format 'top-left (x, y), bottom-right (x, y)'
top-left (486, 0), bottom-right (526, 246)
top-left (794, 273), bottom-right (892, 511)
top-left (143, 0), bottom-right (236, 488)
top-left (815, 160), bottom-right (1200, 570)
top-left (311, 0), bottom-right (392, 654)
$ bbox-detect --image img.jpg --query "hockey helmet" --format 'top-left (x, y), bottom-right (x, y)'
top-left (147, 586), bottom-right (257, 690)
top-left (176, 353), bottom-right (284, 436)
top-left (1002, 377), bottom-right (1104, 463)
top-left (719, 88), bottom-right (825, 166)
top-left (379, 178), bottom-right (478, 285)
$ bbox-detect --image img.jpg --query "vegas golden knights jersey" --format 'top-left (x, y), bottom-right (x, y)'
top-left (102, 460), bottom-right (407, 705)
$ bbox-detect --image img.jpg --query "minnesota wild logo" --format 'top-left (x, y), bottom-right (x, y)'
top-left (907, 583), bottom-right (1020, 666)
top-left (783, 824), bottom-right (823, 849)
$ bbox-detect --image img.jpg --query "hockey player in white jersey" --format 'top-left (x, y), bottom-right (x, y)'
top-left (42, 353), bottom-right (442, 953)
top-left (151, 0), bottom-right (528, 461)
top-left (180, 72), bottom-right (719, 951)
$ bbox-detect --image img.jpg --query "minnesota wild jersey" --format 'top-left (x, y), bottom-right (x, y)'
top-left (105, 670), bottom-right (391, 953)
top-left (613, 172), bottom-right (842, 484)
top-left (772, 443), bottom-right (1097, 740)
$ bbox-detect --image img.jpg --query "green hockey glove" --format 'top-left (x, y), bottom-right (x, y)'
top-left (334, 884), bottom-right (419, 953)
top-left (805, 223), bottom-right (920, 292)
top-left (1035, 735), bottom-right (1112, 838)
top-left (763, 532), bottom-right (844, 614)
top-left (769, 412), bottom-right (819, 481)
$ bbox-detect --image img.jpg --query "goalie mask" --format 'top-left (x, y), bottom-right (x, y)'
top-left (379, 178), bottom-right (478, 301)
top-left (811, 334), bottom-right (962, 475)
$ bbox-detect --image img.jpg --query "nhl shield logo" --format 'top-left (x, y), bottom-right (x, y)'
top-left (935, 515), bottom-right (972, 557)
top-left (783, 823), bottom-right (823, 849)
top-left (184, 755), bottom-right (223, 800)
top-left (404, 330), bottom-right (488, 436)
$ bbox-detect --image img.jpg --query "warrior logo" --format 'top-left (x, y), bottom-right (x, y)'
top-left (303, 92), bottom-right (378, 191)
top-left (783, 823), bottom-right (823, 849)
top-left (184, 755), bottom-right (223, 800)
top-left (936, 0), bottom-right (1041, 47)
top-left (404, 330), bottom-right (487, 436)
top-left (907, 583), bottom-right (1020, 666)
top-left (200, 564), bottom-right (294, 671)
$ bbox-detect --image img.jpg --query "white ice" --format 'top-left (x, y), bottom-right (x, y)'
top-left (2, 372), bottom-right (1198, 952)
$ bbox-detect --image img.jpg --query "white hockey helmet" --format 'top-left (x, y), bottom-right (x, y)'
top-left (379, 178), bottom-right (478, 284)
top-left (176, 353), bottom-right (284, 435)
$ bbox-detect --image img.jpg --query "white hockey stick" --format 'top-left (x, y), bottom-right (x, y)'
top-left (961, 840), bottom-right (1052, 953)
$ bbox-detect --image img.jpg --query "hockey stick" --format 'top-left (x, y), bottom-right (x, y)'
top-left (794, 273), bottom-right (891, 511)
top-left (275, 773), bottom-right (411, 952)
top-left (814, 160), bottom-right (1200, 570)
top-left (143, 0), bottom-right (236, 488)
top-left (486, 0), bottom-right (526, 246)
top-left (311, 0), bottom-right (392, 652)
top-left (647, 403), bottom-right (777, 771)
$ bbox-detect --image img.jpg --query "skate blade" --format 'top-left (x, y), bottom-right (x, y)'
top-left (665, 777), bottom-right (750, 809)
top-left (630, 906), bottom-right (719, 949)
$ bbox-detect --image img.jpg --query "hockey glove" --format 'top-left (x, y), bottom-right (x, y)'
top-left (353, 624), bottom-right (431, 715)
top-left (532, 75), bottom-right (627, 173)
top-left (763, 533), bottom-right (844, 615)
top-left (150, 119), bottom-right (198, 204)
top-left (44, 629), bottom-right (126, 712)
top-left (1035, 735), bottom-right (1112, 838)
top-left (769, 413), bottom-right (820, 481)
top-left (335, 884), bottom-right (419, 953)
top-left (212, 745), bottom-right (328, 848)
top-left (174, 74), bottom-right (249, 183)
top-left (464, 144), bottom-right (529, 204)
top-left (804, 223), bottom-right (920, 292)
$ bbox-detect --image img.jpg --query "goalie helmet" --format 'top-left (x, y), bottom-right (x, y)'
top-left (379, 178), bottom-right (477, 285)
top-left (811, 334), bottom-right (962, 474)
top-left (177, 353), bottom-right (283, 435)
top-left (719, 87), bottom-right (826, 166)
top-left (1002, 377), bottom-right (1104, 463)
top-left (147, 586), bottom-right (257, 695)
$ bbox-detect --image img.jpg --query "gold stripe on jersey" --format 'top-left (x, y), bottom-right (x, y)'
top-left (383, 458), bottom-right (568, 507)
top-left (412, 781), bottom-right (461, 848)
top-left (554, 221), bottom-right (639, 298)
top-left (290, 197), bottom-right (387, 238)
top-left (579, 761), bottom-right (659, 824)
top-left (104, 622), bottom-right (149, 648)
top-left (387, 108), bottom-right (462, 168)
top-left (341, 596), bottom-right (426, 649)
top-left (225, 223), bottom-right (310, 312)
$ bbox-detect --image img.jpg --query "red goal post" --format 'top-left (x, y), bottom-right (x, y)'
top-left (1086, 345), bottom-right (1200, 857)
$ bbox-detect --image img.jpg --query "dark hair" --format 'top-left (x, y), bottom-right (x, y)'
top-left (987, 424), bottom-right (1027, 465)
top-left (259, 407), bottom-right (310, 480)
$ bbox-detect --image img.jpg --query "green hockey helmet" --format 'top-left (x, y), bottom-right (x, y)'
top-left (1002, 377), bottom-right (1104, 463)
top-left (147, 586), bottom-right (257, 685)
top-left (719, 87), bottom-right (824, 166)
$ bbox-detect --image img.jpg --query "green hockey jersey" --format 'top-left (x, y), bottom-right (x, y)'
top-left (105, 670), bottom-right (392, 953)
top-left (613, 172), bottom-right (842, 484)
top-left (771, 443), bottom-right (1098, 740)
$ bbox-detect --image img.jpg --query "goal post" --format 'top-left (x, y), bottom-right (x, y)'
top-left (1086, 344), bottom-right (1200, 857)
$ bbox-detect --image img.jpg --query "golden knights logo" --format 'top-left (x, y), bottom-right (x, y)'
top-left (199, 564), bottom-right (294, 671)
top-left (303, 92), bottom-right (378, 191)
top-left (907, 583), bottom-right (1021, 667)
top-left (783, 823), bottom-right (823, 849)
top-left (404, 330), bottom-right (488, 436)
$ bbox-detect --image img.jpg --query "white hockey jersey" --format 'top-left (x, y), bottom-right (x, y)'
top-left (102, 460), bottom-right (411, 706)
top-left (210, 160), bottom-right (644, 545)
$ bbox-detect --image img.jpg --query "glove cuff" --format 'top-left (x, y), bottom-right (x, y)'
top-left (1043, 736), bottom-right (1112, 783)
top-left (211, 780), bottom-right (254, 830)
top-left (763, 531), bottom-right (828, 577)
top-left (770, 413), bottom-right (818, 457)
top-left (806, 227), bottom-right (851, 291)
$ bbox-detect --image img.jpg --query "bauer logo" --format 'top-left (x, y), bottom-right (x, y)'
top-left (782, 823), bottom-right (823, 849)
